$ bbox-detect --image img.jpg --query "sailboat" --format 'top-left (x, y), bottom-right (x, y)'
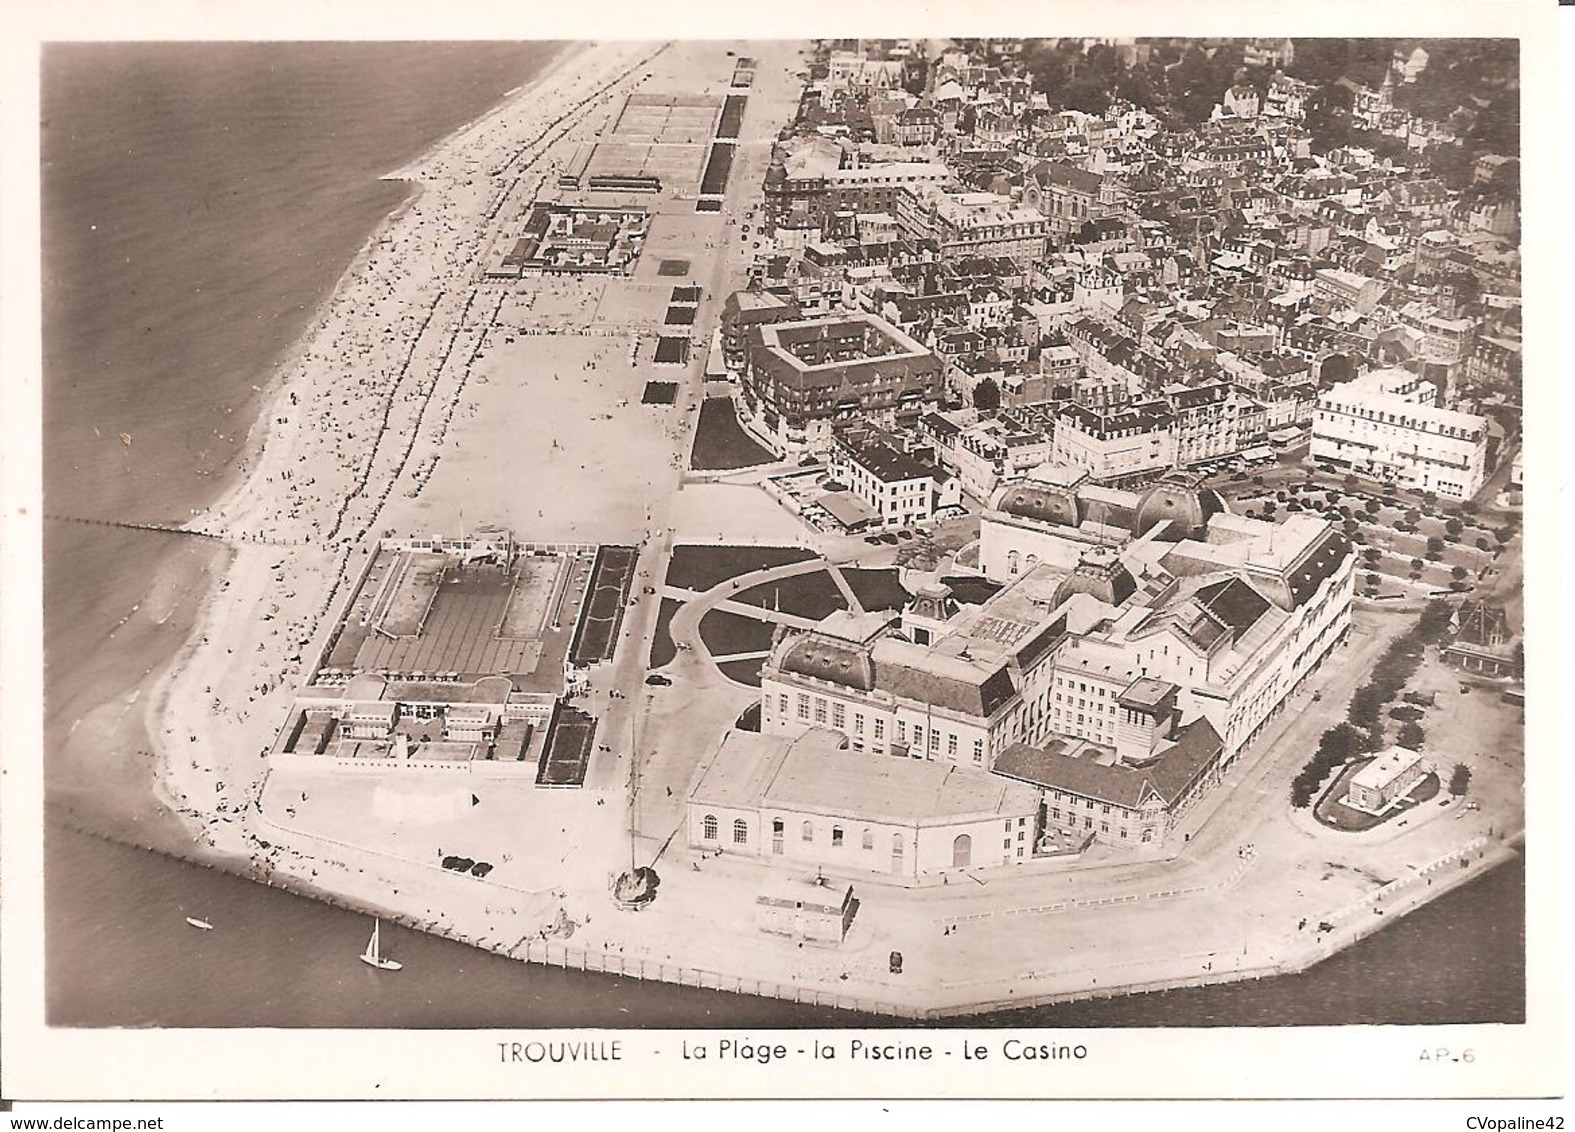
top-left (359, 919), bottom-right (402, 971)
top-left (184, 916), bottom-right (214, 931)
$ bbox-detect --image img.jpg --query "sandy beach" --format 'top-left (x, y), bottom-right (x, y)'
top-left (144, 37), bottom-right (813, 952)
top-left (148, 39), bottom-right (673, 860)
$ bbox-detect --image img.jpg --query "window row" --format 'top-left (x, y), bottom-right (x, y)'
top-left (700, 815), bottom-right (751, 844)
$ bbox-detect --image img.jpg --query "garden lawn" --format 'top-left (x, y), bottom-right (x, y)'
top-left (698, 609), bottom-right (778, 657)
top-left (734, 570), bottom-right (848, 621)
top-left (649, 598), bottom-right (682, 668)
top-left (665, 544), bottom-right (815, 593)
top-left (839, 567), bottom-right (911, 612)
top-left (717, 658), bottom-right (765, 687)
top-left (689, 398), bottom-right (776, 471)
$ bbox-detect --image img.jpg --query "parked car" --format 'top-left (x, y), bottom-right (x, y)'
top-left (645, 674), bottom-right (672, 687)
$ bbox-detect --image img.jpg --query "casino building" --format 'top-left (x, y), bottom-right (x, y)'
top-left (755, 470), bottom-right (1354, 849)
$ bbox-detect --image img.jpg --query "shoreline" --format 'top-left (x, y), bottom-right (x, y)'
top-left (381, 41), bottom-right (590, 184)
top-left (179, 40), bottom-right (601, 547)
top-left (46, 803), bottom-right (1523, 1023)
top-left (140, 39), bottom-right (668, 868)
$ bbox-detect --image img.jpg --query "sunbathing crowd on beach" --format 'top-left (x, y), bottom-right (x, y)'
top-left (159, 43), bottom-right (667, 863)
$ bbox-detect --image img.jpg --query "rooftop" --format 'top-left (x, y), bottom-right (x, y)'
top-left (691, 728), bottom-right (1039, 826)
top-left (993, 717), bottom-right (1224, 809)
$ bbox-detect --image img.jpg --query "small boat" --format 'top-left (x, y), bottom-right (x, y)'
top-left (359, 919), bottom-right (402, 971)
top-left (185, 917), bottom-right (214, 931)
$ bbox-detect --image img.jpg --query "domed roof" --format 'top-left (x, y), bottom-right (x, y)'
top-left (1132, 472), bottom-right (1225, 542)
top-left (776, 634), bottom-right (876, 691)
top-left (1053, 546), bottom-right (1138, 608)
top-left (989, 481), bottom-right (1083, 527)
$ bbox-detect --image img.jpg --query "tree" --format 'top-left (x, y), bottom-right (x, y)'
top-left (1450, 565), bottom-right (1469, 582)
top-left (1410, 558), bottom-right (1424, 575)
top-left (1321, 723), bottom-right (1366, 762)
top-left (1397, 720), bottom-right (1426, 749)
top-left (1445, 517), bottom-right (1464, 539)
top-left (1419, 599), bottom-right (1455, 641)
top-left (1426, 536), bottom-right (1445, 557)
top-left (1449, 764), bottom-right (1472, 797)
top-left (1365, 573), bottom-right (1381, 588)
top-left (971, 377), bottom-right (1001, 412)
top-left (1322, 354), bottom-right (1357, 384)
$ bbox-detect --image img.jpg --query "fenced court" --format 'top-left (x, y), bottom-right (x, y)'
top-left (578, 91), bottom-right (724, 197)
top-left (536, 705), bottom-right (596, 787)
top-left (568, 545), bottom-right (639, 667)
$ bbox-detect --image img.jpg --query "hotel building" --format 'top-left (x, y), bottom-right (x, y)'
top-left (896, 186), bottom-right (1050, 267)
top-left (739, 312), bottom-right (943, 455)
top-left (1311, 368), bottom-right (1488, 499)
top-left (687, 728), bottom-right (1040, 878)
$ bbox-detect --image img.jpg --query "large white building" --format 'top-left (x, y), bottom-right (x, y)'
top-left (896, 186), bottom-right (1050, 267)
top-left (828, 434), bottom-right (952, 529)
top-left (687, 728), bottom-right (1040, 877)
top-left (1311, 368), bottom-right (1488, 499)
top-left (1051, 401), bottom-right (1177, 484)
top-left (757, 472), bottom-right (1354, 849)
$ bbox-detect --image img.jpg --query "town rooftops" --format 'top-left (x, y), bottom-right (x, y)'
top-left (1029, 159), bottom-right (1102, 196)
top-left (1319, 377), bottom-right (1487, 436)
top-left (992, 716), bottom-right (1224, 809)
top-left (848, 441), bottom-right (933, 483)
top-left (722, 289), bottom-right (800, 323)
top-left (691, 728), bottom-right (1039, 826)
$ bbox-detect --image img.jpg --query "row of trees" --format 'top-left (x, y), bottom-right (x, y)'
top-left (1290, 599), bottom-right (1455, 808)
